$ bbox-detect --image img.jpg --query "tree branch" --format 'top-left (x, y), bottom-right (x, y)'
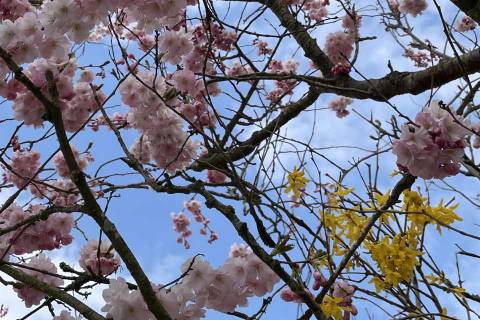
top-left (450, 0), bottom-right (480, 23)
top-left (0, 264), bottom-right (106, 320)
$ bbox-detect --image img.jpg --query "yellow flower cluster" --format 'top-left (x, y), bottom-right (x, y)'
top-left (322, 186), bottom-right (368, 258)
top-left (371, 190), bottom-right (393, 223)
top-left (320, 295), bottom-right (352, 320)
top-left (285, 166), bottom-right (309, 198)
top-left (364, 190), bottom-right (462, 293)
top-left (319, 186), bottom-right (462, 295)
top-left (403, 190), bottom-right (462, 233)
top-left (365, 230), bottom-right (420, 292)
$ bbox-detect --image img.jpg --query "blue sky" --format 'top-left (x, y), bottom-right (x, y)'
top-left (1, 0), bottom-right (480, 319)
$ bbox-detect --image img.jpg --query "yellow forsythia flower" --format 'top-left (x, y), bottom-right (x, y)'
top-left (403, 190), bottom-right (462, 234)
top-left (285, 166), bottom-right (309, 198)
top-left (365, 230), bottom-right (421, 290)
top-left (320, 295), bottom-right (344, 320)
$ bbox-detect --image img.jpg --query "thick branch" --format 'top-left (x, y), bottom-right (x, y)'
top-left (342, 47), bottom-right (480, 101)
top-left (192, 87), bottom-right (321, 171)
top-left (44, 71), bottom-right (172, 320)
top-left (0, 264), bottom-right (105, 320)
top-left (0, 47), bottom-right (172, 320)
top-left (263, 0), bottom-right (333, 76)
top-left (450, 0), bottom-right (480, 23)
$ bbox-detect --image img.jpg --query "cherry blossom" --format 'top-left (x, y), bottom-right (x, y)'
top-left (328, 96), bottom-right (352, 118)
top-left (14, 254), bottom-right (63, 307)
top-left (101, 244), bottom-right (279, 319)
top-left (324, 31), bottom-right (354, 65)
top-left (207, 170), bottom-right (227, 184)
top-left (0, 204), bottom-right (74, 255)
top-left (392, 101), bottom-right (471, 179)
top-left (79, 240), bottom-right (121, 276)
top-left (4, 150), bottom-right (40, 189)
top-left (398, 0), bottom-right (428, 16)
top-left (172, 212), bottom-right (193, 248)
top-left (457, 15), bottom-right (477, 32)
top-left (53, 146), bottom-right (92, 178)
top-left (280, 287), bottom-right (303, 303)
top-left (53, 311), bottom-right (81, 320)
top-left (312, 270), bottom-right (327, 290)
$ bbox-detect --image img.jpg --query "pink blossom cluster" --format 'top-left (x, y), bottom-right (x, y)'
top-left (303, 1), bottom-right (329, 22)
top-left (62, 81), bottom-right (105, 132)
top-left (280, 270), bottom-right (324, 303)
top-left (392, 101), bottom-right (471, 179)
top-left (43, 179), bottom-right (80, 206)
top-left (332, 280), bottom-right (358, 317)
top-left (3, 147), bottom-right (82, 203)
top-left (280, 287), bottom-right (306, 303)
top-left (120, 26), bottom-right (223, 172)
top-left (323, 11), bottom-right (361, 69)
top-left (342, 11), bottom-right (362, 36)
top-left (312, 270), bottom-right (328, 290)
top-left (207, 170), bottom-right (227, 184)
top-left (2, 58), bottom-right (105, 131)
top-left (53, 146), bottom-right (93, 178)
top-left (102, 277), bottom-right (161, 320)
top-left (185, 200), bottom-right (217, 243)
top-left (0, 0), bottom-right (198, 77)
top-left (190, 22), bottom-right (237, 54)
top-left (0, 0), bottom-right (217, 176)
top-left (266, 59), bottom-right (299, 103)
top-left (121, 71), bottom-right (199, 173)
top-left (101, 244), bottom-right (279, 319)
top-left (208, 23), bottom-right (237, 51)
top-left (39, 0), bottom-right (196, 44)
top-left (286, 0), bottom-right (330, 12)
top-left (79, 240), bottom-right (121, 276)
top-left (187, 22), bottom-right (237, 73)
top-left (53, 311), bottom-right (81, 320)
top-left (0, 0), bottom-right (32, 21)
top-left (457, 15), bottom-right (477, 32)
top-left (153, 24), bottom-right (223, 101)
top-left (14, 254), bottom-right (64, 307)
top-left (90, 113), bottom-right (130, 132)
top-left (172, 69), bottom-right (201, 97)
top-left (4, 150), bottom-right (40, 189)
top-left (158, 30), bottom-right (194, 65)
top-left (88, 24), bottom-right (109, 42)
top-left (0, 204), bottom-right (74, 255)
top-left (9, 135), bottom-right (21, 152)
top-left (180, 101), bottom-right (216, 130)
top-left (227, 61), bottom-right (253, 78)
top-left (324, 32), bottom-right (354, 66)
top-left (328, 96), bottom-right (352, 118)
top-left (331, 63), bottom-right (352, 76)
top-left (253, 39), bottom-right (273, 55)
top-left (9, 58), bottom-right (74, 127)
top-left (123, 29), bottom-right (156, 52)
top-left (398, 0), bottom-right (428, 16)
top-left (0, 12), bottom-right (69, 75)
top-left (471, 124), bottom-right (480, 149)
top-left (403, 48), bottom-right (438, 68)
top-left (178, 38), bottom-right (212, 75)
top-left (172, 200), bottom-right (218, 248)
top-left (172, 212), bottom-right (193, 248)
